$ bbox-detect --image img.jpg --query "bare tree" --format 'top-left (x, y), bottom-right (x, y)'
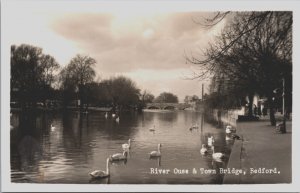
top-left (187, 12), bottom-right (292, 125)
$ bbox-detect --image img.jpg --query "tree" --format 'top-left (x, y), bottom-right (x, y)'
top-left (103, 76), bottom-right (141, 111)
top-left (155, 92), bottom-right (178, 103)
top-left (11, 44), bottom-right (60, 108)
top-left (59, 54), bottom-right (96, 109)
top-left (39, 54), bottom-right (60, 104)
top-left (184, 95), bottom-right (199, 104)
top-left (187, 12), bottom-right (292, 125)
top-left (141, 90), bottom-right (155, 103)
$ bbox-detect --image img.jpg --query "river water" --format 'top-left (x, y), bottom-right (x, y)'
top-left (10, 110), bottom-right (234, 184)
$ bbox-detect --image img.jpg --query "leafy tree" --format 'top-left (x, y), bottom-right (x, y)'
top-left (105, 76), bottom-right (141, 111)
top-left (59, 54), bottom-right (96, 109)
top-left (184, 95), bottom-right (199, 104)
top-left (39, 54), bottom-right (60, 104)
top-left (11, 44), bottom-right (60, 108)
top-left (155, 92), bottom-right (178, 103)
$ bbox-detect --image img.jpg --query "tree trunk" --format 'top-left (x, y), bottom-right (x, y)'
top-left (79, 84), bottom-right (83, 112)
top-left (268, 96), bottom-right (276, 126)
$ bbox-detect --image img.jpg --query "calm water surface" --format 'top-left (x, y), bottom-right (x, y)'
top-left (10, 110), bottom-right (234, 184)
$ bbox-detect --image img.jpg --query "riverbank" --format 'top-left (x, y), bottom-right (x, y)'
top-left (223, 119), bottom-right (292, 184)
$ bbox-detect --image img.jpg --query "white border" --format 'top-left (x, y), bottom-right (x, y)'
top-left (1, 0), bottom-right (300, 192)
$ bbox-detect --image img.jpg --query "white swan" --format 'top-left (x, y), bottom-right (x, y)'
top-left (149, 143), bottom-right (162, 157)
top-left (207, 136), bottom-right (214, 146)
top-left (109, 151), bottom-right (128, 161)
top-left (51, 124), bottom-right (56, 131)
top-left (189, 123), bottom-right (199, 130)
top-left (105, 112), bottom-right (108, 119)
top-left (200, 144), bottom-right (208, 155)
top-left (122, 139), bottom-right (131, 150)
top-left (115, 116), bottom-right (120, 123)
top-left (211, 146), bottom-right (224, 161)
top-left (89, 158), bottom-right (110, 178)
top-left (225, 125), bottom-right (232, 134)
top-left (149, 125), bottom-right (156, 132)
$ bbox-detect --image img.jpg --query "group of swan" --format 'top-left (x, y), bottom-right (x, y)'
top-left (89, 139), bottom-right (130, 179)
top-left (109, 139), bottom-right (131, 162)
top-left (90, 139), bottom-right (162, 179)
top-left (89, 125), bottom-right (238, 179)
top-left (200, 135), bottom-right (225, 161)
top-left (105, 112), bottom-right (120, 123)
top-left (201, 125), bottom-right (239, 161)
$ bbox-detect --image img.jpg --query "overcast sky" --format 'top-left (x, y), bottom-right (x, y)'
top-left (6, 1), bottom-right (227, 102)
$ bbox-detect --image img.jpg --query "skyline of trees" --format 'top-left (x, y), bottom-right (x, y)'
top-left (10, 44), bottom-right (181, 111)
top-left (11, 11), bottom-right (293, 119)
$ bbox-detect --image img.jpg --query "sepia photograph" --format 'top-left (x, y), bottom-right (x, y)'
top-left (1, 0), bottom-right (299, 192)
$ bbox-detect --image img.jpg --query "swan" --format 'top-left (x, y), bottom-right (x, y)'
top-left (122, 139), bottom-right (131, 150)
top-left (109, 151), bottom-right (128, 161)
top-left (211, 146), bottom-right (225, 161)
top-left (225, 125), bottom-right (232, 134)
top-left (51, 124), bottom-right (56, 131)
top-left (115, 116), bottom-right (120, 123)
top-left (149, 125), bottom-right (156, 132)
top-left (190, 123), bottom-right (199, 130)
top-left (207, 136), bottom-right (214, 146)
top-left (89, 158), bottom-right (110, 178)
top-left (105, 112), bottom-right (108, 119)
top-left (200, 144), bottom-right (208, 155)
top-left (149, 143), bottom-right (162, 157)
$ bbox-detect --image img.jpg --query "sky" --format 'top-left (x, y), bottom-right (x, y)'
top-left (6, 1), bottom-right (227, 102)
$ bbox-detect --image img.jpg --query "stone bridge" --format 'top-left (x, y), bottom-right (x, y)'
top-left (145, 103), bottom-right (193, 110)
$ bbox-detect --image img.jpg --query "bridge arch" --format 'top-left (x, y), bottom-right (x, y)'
top-left (180, 106), bottom-right (194, 110)
top-left (163, 106), bottom-right (176, 110)
top-left (148, 106), bottom-right (160, 109)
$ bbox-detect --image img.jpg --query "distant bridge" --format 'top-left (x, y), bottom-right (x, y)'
top-left (145, 103), bottom-right (193, 110)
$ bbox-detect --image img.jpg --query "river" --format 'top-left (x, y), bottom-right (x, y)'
top-left (10, 110), bottom-right (234, 184)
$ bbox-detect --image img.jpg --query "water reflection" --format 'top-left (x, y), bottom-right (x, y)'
top-left (89, 176), bottom-right (110, 184)
top-left (11, 110), bottom-right (234, 184)
top-left (149, 156), bottom-right (161, 167)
